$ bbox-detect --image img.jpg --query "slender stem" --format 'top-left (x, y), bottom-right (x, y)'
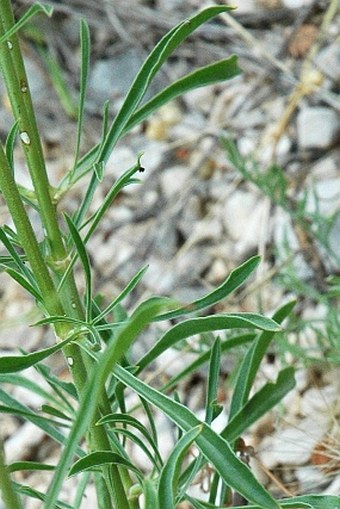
top-left (0, 0), bottom-right (86, 321)
top-left (0, 143), bottom-right (117, 507)
top-left (0, 144), bottom-right (63, 319)
top-left (0, 4), bottom-right (133, 506)
top-left (0, 438), bottom-right (23, 509)
top-left (0, 2), bottom-right (66, 261)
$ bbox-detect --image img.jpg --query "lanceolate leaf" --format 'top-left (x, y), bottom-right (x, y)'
top-left (70, 19), bottom-right (90, 177)
top-left (44, 297), bottom-right (170, 509)
top-left (0, 333), bottom-right (79, 373)
top-left (65, 213), bottom-right (92, 321)
top-left (96, 6), bottom-right (234, 166)
top-left (125, 56), bottom-right (241, 132)
top-left (137, 312), bottom-right (280, 374)
top-left (205, 338), bottom-right (221, 425)
top-left (158, 426), bottom-right (203, 509)
top-left (162, 333), bottom-right (255, 391)
top-left (97, 413), bottom-right (162, 467)
top-left (4, 267), bottom-right (42, 302)
top-left (155, 256), bottom-right (260, 322)
top-left (8, 461), bottom-right (55, 473)
top-left (68, 451), bottom-right (142, 481)
top-left (230, 494), bottom-right (340, 509)
top-left (92, 264), bottom-right (149, 324)
top-left (114, 365), bottom-right (280, 509)
top-left (229, 299), bottom-right (296, 419)
top-left (221, 367), bottom-right (296, 442)
top-left (0, 3), bottom-right (53, 44)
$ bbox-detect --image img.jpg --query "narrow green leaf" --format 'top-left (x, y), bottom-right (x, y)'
top-left (71, 172), bottom-right (99, 228)
top-left (229, 494), bottom-right (340, 509)
top-left (0, 227), bottom-right (38, 289)
top-left (33, 315), bottom-right (86, 327)
top-left (0, 333), bottom-right (78, 373)
top-left (5, 121), bottom-right (19, 171)
top-left (34, 363), bottom-right (78, 402)
top-left (162, 333), bottom-right (255, 391)
top-left (158, 426), bottom-right (203, 509)
top-left (155, 256), bottom-right (261, 321)
top-left (8, 461), bottom-right (55, 473)
top-left (68, 451), bottom-right (141, 480)
top-left (125, 56), bottom-right (241, 132)
top-left (0, 405), bottom-right (68, 428)
top-left (57, 156), bottom-right (143, 293)
top-left (114, 365), bottom-right (280, 509)
top-left (41, 404), bottom-right (72, 422)
top-left (96, 6), bottom-right (233, 165)
top-left (0, 389), bottom-right (84, 456)
top-left (65, 214), bottom-right (92, 321)
top-left (137, 312), bottom-right (280, 374)
top-left (92, 265), bottom-right (149, 324)
top-left (83, 154), bottom-right (143, 242)
top-left (44, 297), bottom-right (170, 509)
top-left (229, 299), bottom-right (296, 419)
top-left (70, 19), bottom-right (90, 176)
top-left (0, 3), bottom-right (53, 44)
top-left (4, 267), bottom-right (42, 302)
top-left (205, 338), bottom-right (221, 425)
top-left (140, 396), bottom-right (159, 449)
top-left (63, 100), bottom-right (110, 190)
top-left (0, 373), bottom-right (63, 408)
top-left (222, 367), bottom-right (296, 442)
top-left (97, 413), bottom-right (162, 467)
top-left (15, 483), bottom-right (72, 509)
top-left (109, 427), bottom-right (160, 470)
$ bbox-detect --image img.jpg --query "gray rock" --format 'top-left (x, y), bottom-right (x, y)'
top-left (297, 107), bottom-right (340, 149)
top-left (89, 50), bottom-right (142, 104)
top-left (222, 191), bottom-right (268, 258)
top-left (232, 0), bottom-right (257, 13)
top-left (25, 57), bottom-right (48, 99)
top-left (317, 43), bottom-right (340, 83)
top-left (159, 165), bottom-right (189, 199)
top-left (283, 0), bottom-right (314, 7)
top-left (176, 247), bottom-right (212, 284)
top-left (143, 256), bottom-right (177, 293)
top-left (152, 220), bottom-right (178, 258)
top-left (177, 195), bottom-right (202, 239)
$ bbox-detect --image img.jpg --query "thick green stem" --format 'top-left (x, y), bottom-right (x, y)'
top-left (0, 144), bottom-right (63, 318)
top-left (0, 438), bottom-right (23, 509)
top-left (0, 148), bottom-right (118, 507)
top-left (0, 1), bottom-right (86, 321)
top-left (0, 4), bottom-right (134, 506)
top-left (0, 2), bottom-right (65, 261)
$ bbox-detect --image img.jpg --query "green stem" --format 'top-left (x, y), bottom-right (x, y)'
top-left (0, 437), bottom-right (23, 509)
top-left (0, 4), bottom-right (133, 506)
top-left (0, 0), bottom-right (85, 324)
top-left (0, 2), bottom-right (65, 262)
top-left (0, 143), bottom-right (118, 508)
top-left (0, 144), bottom-right (63, 318)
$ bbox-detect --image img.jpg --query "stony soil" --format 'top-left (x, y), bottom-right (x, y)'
top-left (0, 0), bottom-right (339, 507)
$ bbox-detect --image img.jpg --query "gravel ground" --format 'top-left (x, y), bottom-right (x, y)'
top-left (0, 0), bottom-right (339, 507)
